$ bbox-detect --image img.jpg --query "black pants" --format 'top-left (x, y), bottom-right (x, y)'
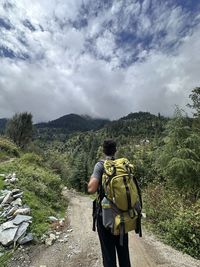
top-left (97, 216), bottom-right (131, 267)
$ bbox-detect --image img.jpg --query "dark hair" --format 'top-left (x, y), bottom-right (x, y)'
top-left (103, 139), bottom-right (117, 156)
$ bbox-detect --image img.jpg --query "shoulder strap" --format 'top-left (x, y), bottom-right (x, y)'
top-left (97, 160), bottom-right (105, 202)
top-left (132, 176), bottom-right (143, 209)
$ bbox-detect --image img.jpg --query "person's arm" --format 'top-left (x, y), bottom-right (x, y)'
top-left (88, 161), bottom-right (103, 194)
top-left (88, 177), bottom-right (99, 193)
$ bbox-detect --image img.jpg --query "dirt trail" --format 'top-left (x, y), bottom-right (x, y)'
top-left (7, 189), bottom-right (200, 267)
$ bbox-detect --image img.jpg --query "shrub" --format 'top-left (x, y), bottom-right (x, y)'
top-left (0, 156), bottom-right (66, 238)
top-left (19, 153), bottom-right (43, 166)
top-left (0, 137), bottom-right (20, 157)
top-left (144, 183), bottom-right (200, 259)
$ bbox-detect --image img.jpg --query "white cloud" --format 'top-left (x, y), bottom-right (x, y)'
top-left (0, 0), bottom-right (200, 122)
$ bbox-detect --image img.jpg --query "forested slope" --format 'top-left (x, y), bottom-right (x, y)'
top-left (1, 88), bottom-right (199, 261)
top-left (34, 90), bottom-right (200, 259)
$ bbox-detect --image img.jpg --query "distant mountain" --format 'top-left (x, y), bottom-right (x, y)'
top-left (104, 112), bottom-right (168, 138)
top-left (0, 118), bottom-right (8, 133)
top-left (36, 113), bottom-right (110, 132)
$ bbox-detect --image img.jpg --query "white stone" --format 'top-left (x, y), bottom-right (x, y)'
top-left (48, 216), bottom-right (58, 222)
top-left (0, 221), bottom-right (18, 246)
top-left (13, 208), bottom-right (31, 216)
top-left (14, 222), bottom-right (29, 242)
top-left (12, 214), bottom-right (32, 225)
top-left (11, 198), bottom-right (22, 206)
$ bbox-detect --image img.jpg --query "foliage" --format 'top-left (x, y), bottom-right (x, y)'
top-left (6, 112), bottom-right (33, 148)
top-left (144, 183), bottom-right (200, 259)
top-left (31, 107), bottom-right (199, 259)
top-left (156, 109), bottom-right (200, 200)
top-left (0, 152), bottom-right (66, 238)
top-left (0, 137), bottom-right (20, 158)
top-left (188, 87), bottom-right (200, 118)
top-left (105, 112), bottom-right (167, 139)
top-left (19, 152), bottom-right (43, 166)
top-left (0, 250), bottom-right (13, 267)
top-left (0, 176), bottom-right (5, 190)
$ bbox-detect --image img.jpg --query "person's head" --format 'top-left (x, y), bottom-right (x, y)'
top-left (103, 139), bottom-right (117, 156)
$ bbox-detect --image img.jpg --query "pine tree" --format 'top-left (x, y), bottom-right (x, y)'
top-left (156, 108), bottom-right (200, 200)
top-left (6, 112), bottom-right (33, 148)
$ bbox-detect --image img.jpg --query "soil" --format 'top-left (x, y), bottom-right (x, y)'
top-left (7, 188), bottom-right (200, 267)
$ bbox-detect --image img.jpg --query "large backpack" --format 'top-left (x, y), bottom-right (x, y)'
top-left (99, 158), bottom-right (142, 244)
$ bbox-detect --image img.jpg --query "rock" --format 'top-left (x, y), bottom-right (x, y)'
top-left (11, 189), bottom-right (21, 194)
top-left (59, 219), bottom-right (65, 227)
top-left (14, 222), bottom-right (29, 242)
top-left (11, 198), bottom-right (22, 206)
top-left (12, 192), bottom-right (23, 199)
top-left (0, 196), bottom-right (5, 203)
top-left (5, 173), bottom-right (12, 179)
top-left (1, 191), bottom-right (13, 206)
top-left (18, 233), bottom-right (33, 245)
top-left (48, 216), bottom-right (59, 223)
top-left (0, 174), bottom-right (5, 177)
top-left (0, 190), bottom-right (9, 203)
top-left (45, 233), bottom-right (56, 246)
top-left (67, 229), bottom-right (73, 233)
top-left (56, 231), bottom-right (61, 235)
top-left (12, 214), bottom-right (32, 225)
top-left (7, 177), bottom-right (18, 183)
top-left (0, 220), bottom-right (16, 230)
top-left (45, 238), bottom-right (54, 246)
top-left (49, 233), bottom-right (56, 240)
top-left (41, 234), bottom-right (47, 241)
top-left (13, 208), bottom-right (31, 216)
top-left (2, 206), bottom-right (18, 217)
top-left (0, 221), bottom-right (18, 246)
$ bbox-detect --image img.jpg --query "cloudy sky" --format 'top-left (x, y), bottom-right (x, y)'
top-left (0, 0), bottom-right (200, 122)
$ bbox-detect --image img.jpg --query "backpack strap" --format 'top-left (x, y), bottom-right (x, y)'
top-left (97, 160), bottom-right (105, 203)
top-left (92, 199), bottom-right (97, 232)
top-left (132, 176), bottom-right (143, 209)
top-left (119, 214), bottom-right (125, 246)
top-left (123, 176), bottom-right (134, 218)
top-left (132, 176), bottom-right (143, 237)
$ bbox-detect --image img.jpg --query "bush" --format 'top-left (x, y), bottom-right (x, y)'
top-left (164, 202), bottom-right (200, 258)
top-left (0, 155), bottom-right (66, 238)
top-left (144, 183), bottom-right (200, 259)
top-left (0, 137), bottom-right (20, 157)
top-left (19, 152), bottom-right (43, 166)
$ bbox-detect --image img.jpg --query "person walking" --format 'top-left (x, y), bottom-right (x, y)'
top-left (88, 139), bottom-right (131, 267)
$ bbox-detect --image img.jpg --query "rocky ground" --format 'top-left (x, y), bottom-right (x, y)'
top-left (6, 189), bottom-right (200, 267)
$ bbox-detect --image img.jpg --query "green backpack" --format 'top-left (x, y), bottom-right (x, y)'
top-left (100, 158), bottom-right (142, 244)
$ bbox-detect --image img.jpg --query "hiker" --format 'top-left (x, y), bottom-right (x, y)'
top-left (88, 139), bottom-right (132, 267)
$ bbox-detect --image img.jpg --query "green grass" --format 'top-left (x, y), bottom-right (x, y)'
top-left (0, 153), bottom-right (67, 238)
top-left (0, 251), bottom-right (13, 267)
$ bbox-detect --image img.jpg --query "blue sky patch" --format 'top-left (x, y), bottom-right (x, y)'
top-left (0, 18), bottom-right (12, 30)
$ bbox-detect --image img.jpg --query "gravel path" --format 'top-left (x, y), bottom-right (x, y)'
top-left (7, 189), bottom-right (200, 267)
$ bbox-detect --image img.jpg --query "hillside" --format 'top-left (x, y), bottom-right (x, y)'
top-left (1, 109), bottom-right (199, 264)
top-left (36, 113), bottom-right (109, 131)
top-left (104, 111), bottom-right (168, 139)
top-left (0, 114), bottom-right (109, 138)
